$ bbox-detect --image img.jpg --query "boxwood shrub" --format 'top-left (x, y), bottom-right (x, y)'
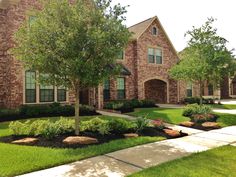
top-left (103, 99), bottom-right (157, 113)
top-left (0, 103), bottom-right (99, 122)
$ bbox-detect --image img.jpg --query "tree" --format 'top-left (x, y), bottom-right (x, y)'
top-left (12, 0), bottom-right (131, 135)
top-left (170, 17), bottom-right (236, 104)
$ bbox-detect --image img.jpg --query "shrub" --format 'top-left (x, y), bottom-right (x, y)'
top-left (9, 117), bottom-right (75, 139)
top-left (41, 123), bottom-right (61, 140)
top-left (182, 104), bottom-right (212, 117)
top-left (80, 117), bottom-right (111, 135)
top-left (0, 109), bottom-right (22, 122)
top-left (184, 97), bottom-right (215, 105)
top-left (18, 103), bottom-right (99, 119)
top-left (9, 121), bottom-right (27, 136)
top-left (108, 118), bottom-right (135, 134)
top-left (152, 119), bottom-right (165, 130)
top-left (135, 115), bottom-right (149, 133)
top-left (191, 114), bottom-right (218, 123)
top-left (103, 99), bottom-right (156, 113)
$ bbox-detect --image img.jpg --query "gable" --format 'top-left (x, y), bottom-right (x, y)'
top-left (129, 16), bottom-right (178, 57)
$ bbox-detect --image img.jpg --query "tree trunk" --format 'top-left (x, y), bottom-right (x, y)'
top-left (75, 87), bottom-right (80, 135)
top-left (199, 81), bottom-right (203, 105)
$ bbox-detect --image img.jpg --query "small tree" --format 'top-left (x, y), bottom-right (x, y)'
top-left (170, 17), bottom-right (236, 104)
top-left (12, 0), bottom-right (131, 135)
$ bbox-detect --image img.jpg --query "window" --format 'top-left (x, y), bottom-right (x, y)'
top-left (39, 74), bottom-right (54, 102)
top-left (25, 71), bottom-right (36, 103)
top-left (148, 48), bottom-right (155, 63)
top-left (57, 87), bottom-right (67, 102)
top-left (40, 85), bottom-right (54, 102)
top-left (117, 77), bottom-right (125, 100)
top-left (187, 82), bottom-right (193, 97)
top-left (148, 48), bottom-right (163, 64)
top-left (103, 79), bottom-right (110, 101)
top-left (208, 84), bottom-right (214, 96)
top-left (117, 50), bottom-right (124, 60)
top-left (152, 27), bottom-right (158, 35)
top-left (156, 49), bottom-right (162, 64)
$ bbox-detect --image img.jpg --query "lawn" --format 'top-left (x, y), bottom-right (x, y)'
top-left (128, 107), bottom-right (236, 127)
top-left (128, 108), bottom-right (190, 124)
top-left (0, 116), bottom-right (165, 177)
top-left (217, 113), bottom-right (236, 127)
top-left (129, 145), bottom-right (236, 177)
top-left (211, 104), bottom-right (236, 109)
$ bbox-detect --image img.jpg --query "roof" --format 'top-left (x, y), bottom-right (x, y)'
top-left (108, 63), bottom-right (131, 76)
top-left (128, 16), bottom-right (178, 56)
top-left (128, 17), bottom-right (155, 40)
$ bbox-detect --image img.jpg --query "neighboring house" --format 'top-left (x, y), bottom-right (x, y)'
top-left (0, 0), bottom-right (188, 109)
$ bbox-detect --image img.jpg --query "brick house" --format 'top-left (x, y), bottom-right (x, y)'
top-left (0, 0), bottom-right (188, 109)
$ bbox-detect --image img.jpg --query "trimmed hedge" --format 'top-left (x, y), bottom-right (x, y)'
top-left (103, 99), bottom-right (157, 113)
top-left (0, 103), bottom-right (99, 122)
top-left (184, 97), bottom-right (215, 105)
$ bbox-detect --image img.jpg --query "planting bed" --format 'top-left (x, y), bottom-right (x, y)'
top-left (0, 127), bottom-right (187, 149)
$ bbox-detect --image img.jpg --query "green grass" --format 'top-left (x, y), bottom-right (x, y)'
top-left (217, 113), bottom-right (236, 127)
top-left (0, 116), bottom-right (165, 177)
top-left (128, 108), bottom-right (190, 124)
top-left (128, 107), bottom-right (236, 127)
top-left (211, 104), bottom-right (236, 109)
top-left (129, 145), bottom-right (236, 177)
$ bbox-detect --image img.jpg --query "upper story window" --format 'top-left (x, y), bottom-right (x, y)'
top-left (117, 50), bottom-right (124, 60)
top-left (148, 48), bottom-right (163, 64)
top-left (152, 27), bottom-right (158, 35)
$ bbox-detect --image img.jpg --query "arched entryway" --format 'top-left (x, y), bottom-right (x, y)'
top-left (144, 79), bottom-right (167, 103)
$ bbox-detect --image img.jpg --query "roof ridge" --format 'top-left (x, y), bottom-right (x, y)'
top-left (128, 16), bottom-right (156, 29)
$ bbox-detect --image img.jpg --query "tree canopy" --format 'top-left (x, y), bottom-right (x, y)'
top-left (170, 17), bottom-right (236, 103)
top-left (12, 0), bottom-right (131, 134)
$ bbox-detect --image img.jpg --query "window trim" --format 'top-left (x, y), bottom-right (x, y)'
top-left (117, 50), bottom-right (125, 61)
top-left (147, 46), bottom-right (163, 65)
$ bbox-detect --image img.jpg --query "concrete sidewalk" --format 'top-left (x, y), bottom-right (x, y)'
top-left (18, 126), bottom-right (236, 177)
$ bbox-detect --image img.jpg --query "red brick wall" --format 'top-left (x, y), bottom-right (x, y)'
top-left (135, 19), bottom-right (179, 103)
top-left (0, 9), bottom-right (7, 107)
top-left (0, 0), bottom-right (40, 108)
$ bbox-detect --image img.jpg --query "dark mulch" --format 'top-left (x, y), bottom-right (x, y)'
top-left (0, 127), bottom-right (188, 149)
top-left (180, 123), bottom-right (221, 131)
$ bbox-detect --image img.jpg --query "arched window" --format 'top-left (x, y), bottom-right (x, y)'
top-left (152, 27), bottom-right (158, 35)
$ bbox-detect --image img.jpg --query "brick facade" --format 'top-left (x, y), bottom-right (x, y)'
top-left (0, 1), bottom-right (185, 109)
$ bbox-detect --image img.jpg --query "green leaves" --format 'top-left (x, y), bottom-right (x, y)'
top-left (170, 17), bottom-right (236, 89)
top-left (12, 0), bottom-right (131, 89)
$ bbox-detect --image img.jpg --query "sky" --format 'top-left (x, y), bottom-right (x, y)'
top-left (112, 0), bottom-right (236, 55)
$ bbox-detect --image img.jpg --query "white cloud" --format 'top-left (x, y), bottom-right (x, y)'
top-left (112, 0), bottom-right (236, 54)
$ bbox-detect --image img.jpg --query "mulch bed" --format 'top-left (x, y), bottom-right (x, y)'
top-left (0, 127), bottom-right (188, 149)
top-left (180, 123), bottom-right (221, 131)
